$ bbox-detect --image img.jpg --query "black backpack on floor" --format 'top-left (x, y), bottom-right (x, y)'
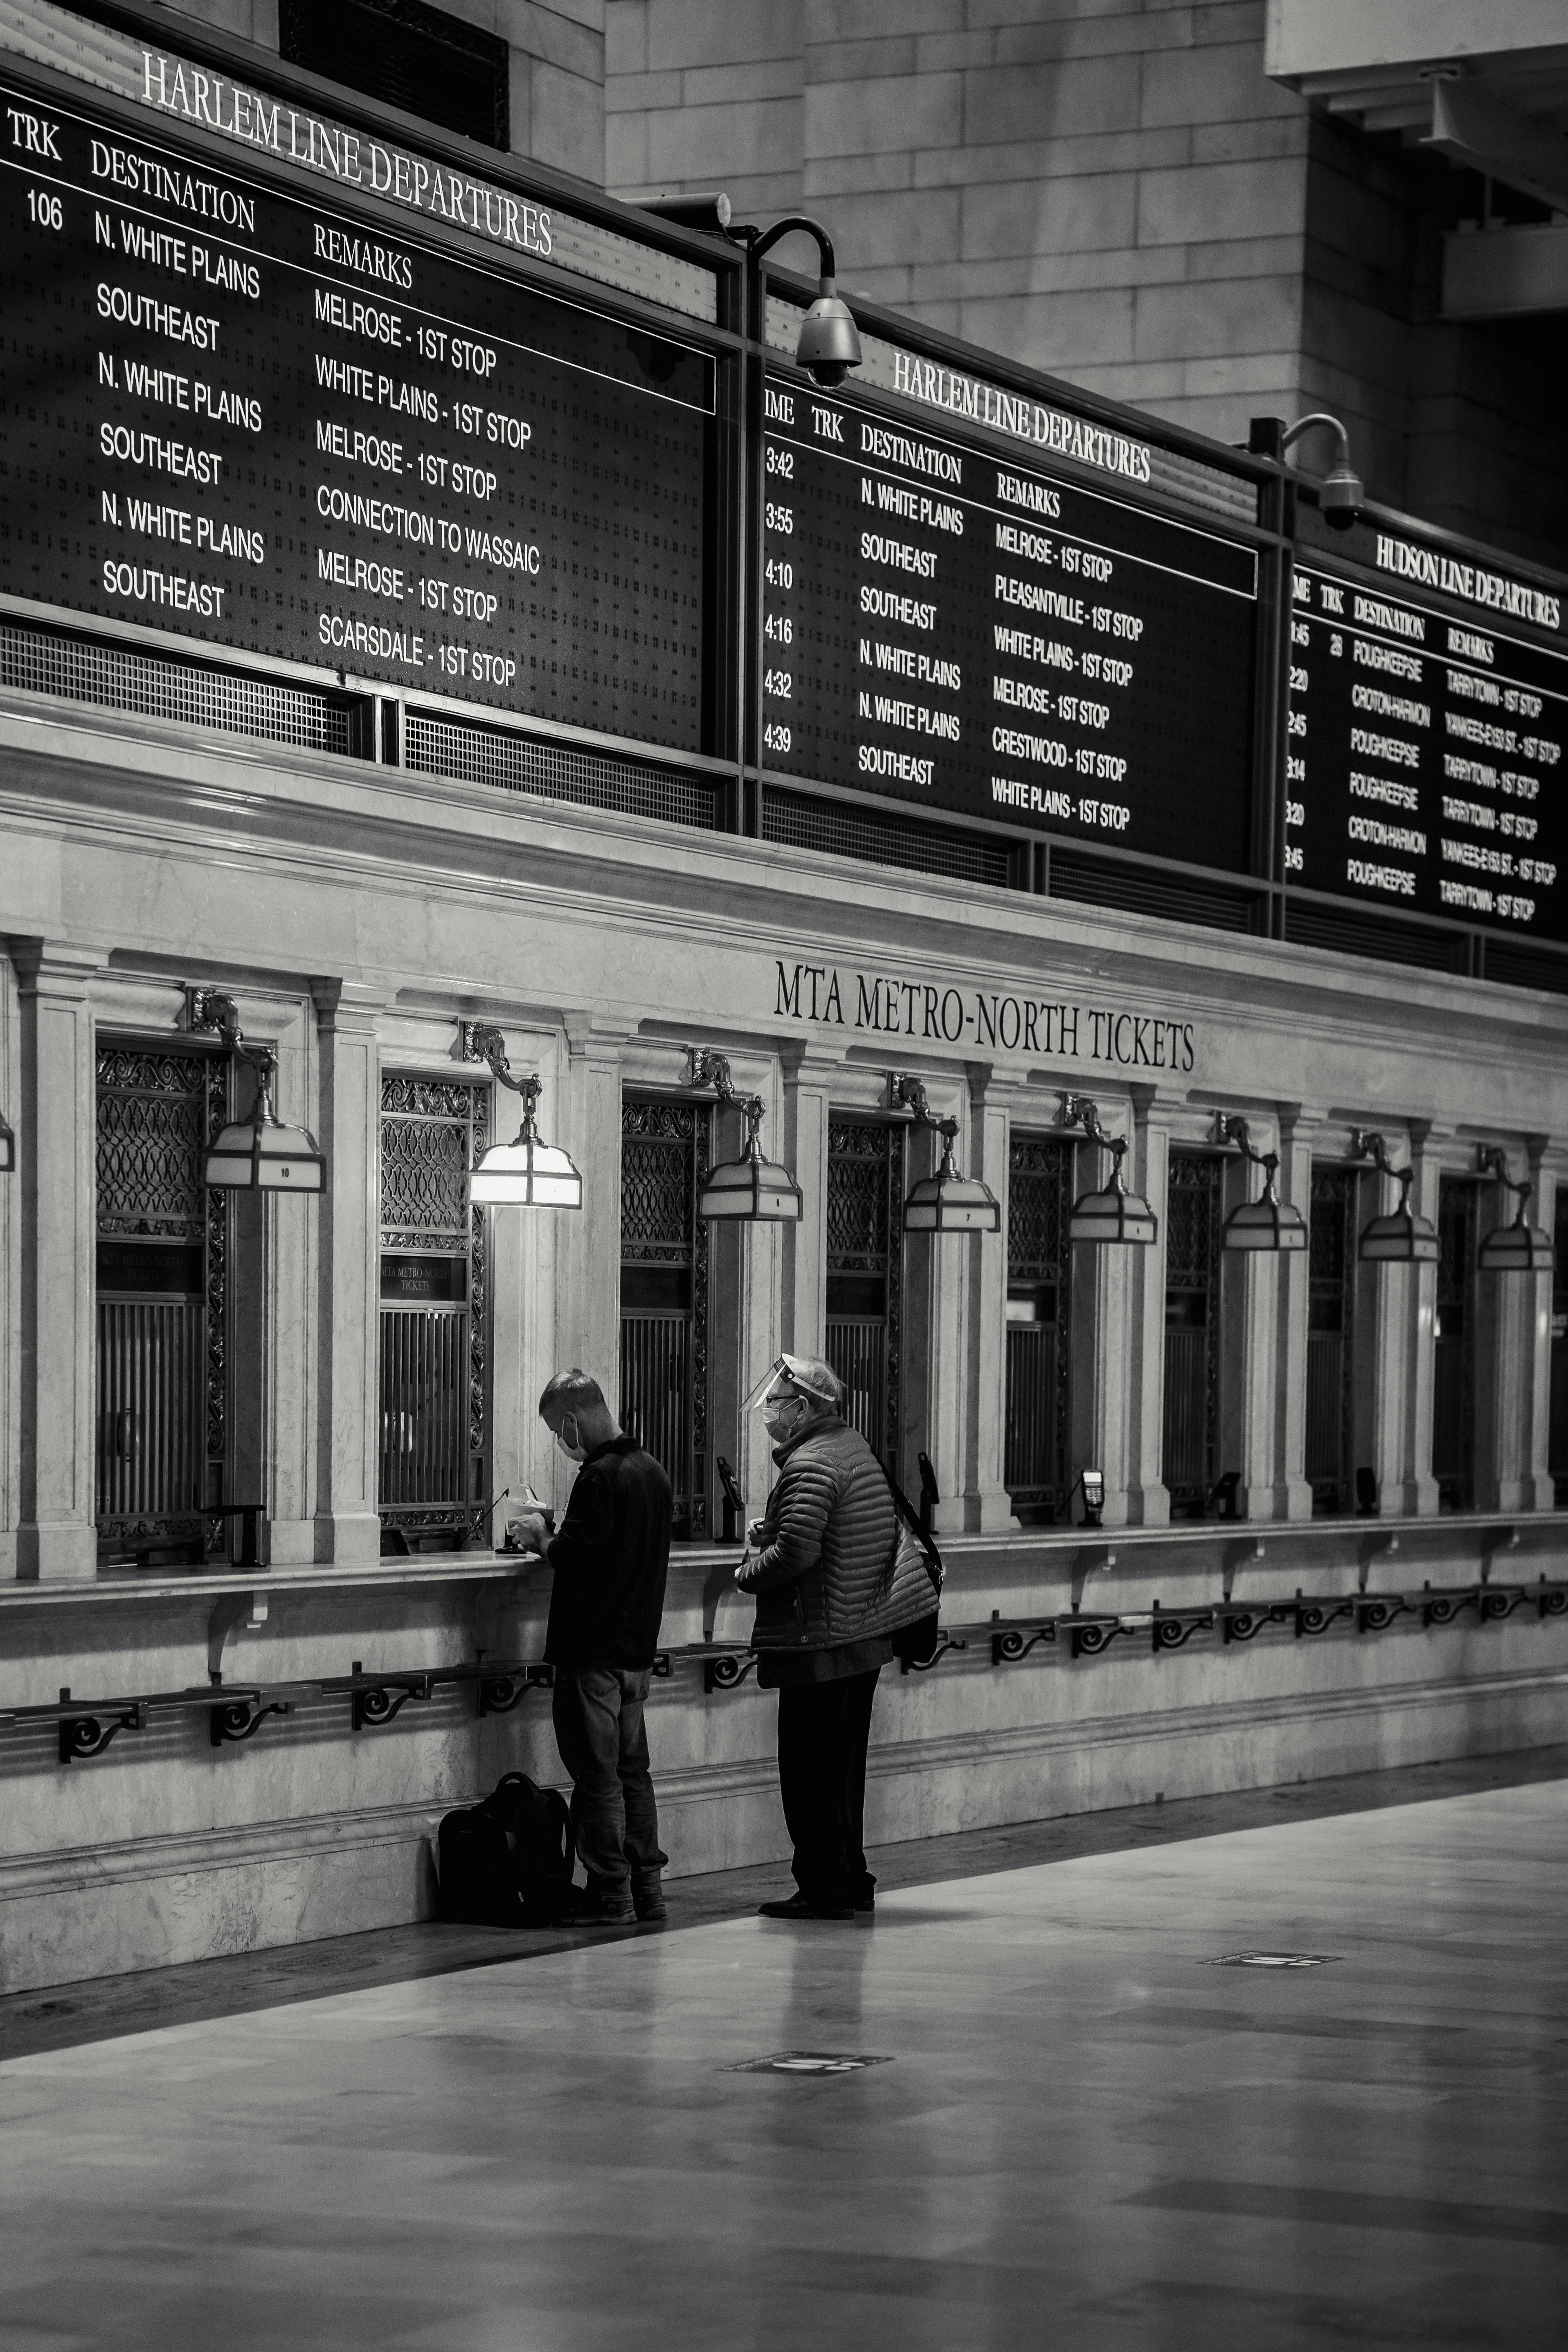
top-left (437, 1771), bottom-right (576, 1926)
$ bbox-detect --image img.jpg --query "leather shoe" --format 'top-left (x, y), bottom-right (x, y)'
top-left (634, 1891), bottom-right (668, 1922)
top-left (758, 1893), bottom-right (855, 1921)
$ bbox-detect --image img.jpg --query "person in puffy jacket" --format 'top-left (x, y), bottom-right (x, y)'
top-left (737, 1355), bottom-right (916, 1922)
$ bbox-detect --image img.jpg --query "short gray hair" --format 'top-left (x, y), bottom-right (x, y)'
top-left (538, 1369), bottom-right (606, 1429)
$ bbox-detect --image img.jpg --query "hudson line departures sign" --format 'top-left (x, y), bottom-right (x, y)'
top-left (0, 67), bottom-right (713, 749)
top-left (758, 372), bottom-right (1259, 869)
top-left (1289, 522), bottom-right (1566, 942)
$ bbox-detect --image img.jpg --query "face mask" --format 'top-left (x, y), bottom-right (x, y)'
top-left (763, 1394), bottom-right (805, 1441)
top-left (555, 1412), bottom-right (585, 1462)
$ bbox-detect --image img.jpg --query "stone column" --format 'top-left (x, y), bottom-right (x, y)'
top-left (8, 939), bottom-right (108, 1581)
top-left (1524, 1142), bottom-right (1557, 1511)
top-left (310, 981), bottom-right (386, 1565)
top-left (1124, 1091), bottom-right (1171, 1527)
top-left (962, 1061), bottom-right (1015, 1533)
top-left (1476, 1133), bottom-right (1553, 1512)
top-left (560, 1013), bottom-right (631, 1401)
top-left (1377, 1121), bottom-right (1441, 1518)
top-left (778, 1040), bottom-right (843, 1366)
top-left (1247, 1104), bottom-right (1318, 1522)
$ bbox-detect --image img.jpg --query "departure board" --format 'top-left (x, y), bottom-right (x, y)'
top-left (759, 374), bottom-right (1259, 869)
top-left (1287, 562), bottom-right (1567, 940)
top-left (0, 71), bottom-right (712, 749)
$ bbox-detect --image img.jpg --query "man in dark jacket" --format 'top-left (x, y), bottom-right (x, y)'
top-left (737, 1356), bottom-right (911, 1923)
top-left (513, 1369), bottom-right (672, 1924)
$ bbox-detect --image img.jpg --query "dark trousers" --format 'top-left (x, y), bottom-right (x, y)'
top-left (551, 1665), bottom-right (667, 1896)
top-left (776, 1669), bottom-right (880, 1905)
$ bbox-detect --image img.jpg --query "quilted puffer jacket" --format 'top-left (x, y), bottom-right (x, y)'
top-left (738, 1414), bottom-right (929, 1650)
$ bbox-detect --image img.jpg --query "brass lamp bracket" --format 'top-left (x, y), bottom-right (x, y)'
top-left (1477, 1142), bottom-right (1532, 1216)
top-left (1350, 1126), bottom-right (1415, 1210)
top-left (1216, 1111), bottom-right (1281, 1187)
top-left (186, 986), bottom-right (276, 1091)
top-left (889, 1071), bottom-right (959, 1146)
top-left (688, 1046), bottom-right (764, 1125)
top-left (461, 1022), bottom-right (542, 1119)
top-left (1058, 1091), bottom-right (1129, 1177)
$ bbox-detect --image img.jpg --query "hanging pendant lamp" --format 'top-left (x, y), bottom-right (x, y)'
top-left (1350, 1129), bottom-right (1438, 1263)
top-left (687, 1048), bottom-right (801, 1222)
top-left (889, 1074), bottom-right (1001, 1235)
top-left (1217, 1114), bottom-right (1306, 1252)
top-left (1058, 1093), bottom-right (1157, 1246)
top-left (187, 988), bottom-right (326, 1193)
top-left (464, 1026), bottom-right (582, 1209)
top-left (1476, 1145), bottom-right (1553, 1274)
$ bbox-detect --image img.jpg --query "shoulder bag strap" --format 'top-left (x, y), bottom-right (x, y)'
top-left (877, 1459), bottom-right (944, 1592)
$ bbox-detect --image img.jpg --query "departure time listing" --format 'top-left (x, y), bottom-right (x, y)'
top-left (758, 375), bottom-right (1259, 871)
top-left (1287, 566), bottom-right (1566, 940)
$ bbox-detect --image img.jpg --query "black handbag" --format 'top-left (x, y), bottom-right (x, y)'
top-left (878, 1466), bottom-right (945, 1667)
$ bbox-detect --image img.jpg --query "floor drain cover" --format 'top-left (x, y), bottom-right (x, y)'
top-left (1205, 1952), bottom-right (1340, 1968)
top-left (725, 2051), bottom-right (893, 2075)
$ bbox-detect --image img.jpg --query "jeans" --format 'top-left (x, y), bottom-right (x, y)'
top-left (776, 1668), bottom-right (880, 1905)
top-left (551, 1665), bottom-right (667, 1897)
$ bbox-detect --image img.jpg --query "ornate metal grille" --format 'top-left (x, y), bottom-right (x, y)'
top-left (1005, 1132), bottom-right (1073, 1522)
top-left (94, 1042), bottom-right (230, 1562)
top-left (1552, 1188), bottom-right (1568, 1505)
top-left (620, 1097), bottom-right (710, 1538)
top-left (1433, 1176), bottom-right (1476, 1511)
top-left (1306, 1167), bottom-right (1358, 1515)
top-left (1163, 1151), bottom-right (1224, 1518)
top-left (826, 1118), bottom-right (904, 1468)
top-left (378, 1075), bottom-right (490, 1546)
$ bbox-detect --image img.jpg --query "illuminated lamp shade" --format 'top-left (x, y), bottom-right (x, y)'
top-left (469, 1075), bottom-right (582, 1209)
top-left (1068, 1143), bottom-right (1156, 1246)
top-left (1478, 1207), bottom-right (1555, 1274)
top-left (1222, 1177), bottom-right (1307, 1253)
top-left (203, 1057), bottom-right (324, 1192)
top-left (0, 1110), bottom-right (13, 1173)
top-left (903, 1129), bottom-right (1001, 1234)
top-left (1357, 1202), bottom-right (1438, 1263)
top-left (698, 1103), bottom-right (802, 1221)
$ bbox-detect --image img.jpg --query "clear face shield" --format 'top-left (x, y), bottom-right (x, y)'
top-left (742, 1354), bottom-right (841, 1422)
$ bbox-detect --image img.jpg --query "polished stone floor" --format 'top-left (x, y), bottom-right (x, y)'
top-left (2, 1773), bottom-right (1566, 2350)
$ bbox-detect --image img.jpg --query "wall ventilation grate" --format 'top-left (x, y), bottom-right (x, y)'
top-left (402, 712), bottom-right (722, 831)
top-left (761, 787), bottom-right (1012, 889)
top-left (1480, 939), bottom-right (1568, 997)
top-left (0, 620), bottom-right (359, 756)
top-left (1049, 850), bottom-right (1257, 934)
top-left (1283, 901), bottom-right (1466, 975)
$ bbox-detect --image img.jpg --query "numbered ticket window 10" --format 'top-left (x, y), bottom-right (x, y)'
top-left (1286, 566), bottom-right (1567, 939)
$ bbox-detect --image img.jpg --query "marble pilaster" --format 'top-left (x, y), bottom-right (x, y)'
top-left (962, 1063), bottom-right (1015, 1534)
top-left (310, 982), bottom-right (387, 1565)
top-left (560, 1013), bottom-right (631, 1410)
top-left (1123, 1095), bottom-right (1171, 1527)
top-left (7, 938), bottom-right (107, 1581)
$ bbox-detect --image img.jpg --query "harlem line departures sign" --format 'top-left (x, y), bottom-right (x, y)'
top-left (758, 371), bottom-right (1260, 870)
top-left (0, 67), bottom-right (713, 751)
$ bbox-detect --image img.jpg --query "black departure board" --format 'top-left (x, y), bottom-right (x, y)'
top-left (1287, 563), bottom-right (1566, 940)
top-left (759, 373), bottom-right (1259, 869)
top-left (0, 71), bottom-right (711, 749)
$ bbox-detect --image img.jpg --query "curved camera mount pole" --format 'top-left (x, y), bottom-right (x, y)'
top-left (1281, 412), bottom-right (1353, 475)
top-left (1057, 1090), bottom-right (1132, 1187)
top-left (730, 212), bottom-right (838, 281)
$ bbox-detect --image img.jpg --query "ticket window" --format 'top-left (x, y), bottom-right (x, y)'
top-left (1306, 1167), bottom-right (1361, 1514)
top-left (1004, 1132), bottom-right (1075, 1525)
top-left (825, 1117), bottom-right (905, 1474)
top-left (94, 1039), bottom-right (232, 1567)
top-left (1433, 1175), bottom-right (1478, 1512)
top-left (619, 1095), bottom-right (711, 1541)
top-left (378, 1073), bottom-right (490, 1553)
top-left (1163, 1151), bottom-right (1226, 1520)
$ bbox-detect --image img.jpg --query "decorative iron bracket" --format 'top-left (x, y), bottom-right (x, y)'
top-left (185, 986), bottom-right (277, 1095)
top-left (991, 1617), bottom-right (1057, 1666)
top-left (1421, 1584), bottom-right (1482, 1630)
top-left (461, 1023), bottom-right (541, 1120)
top-left (1478, 1584), bottom-right (1527, 1625)
top-left (1219, 1601), bottom-right (1289, 1644)
top-left (342, 1666), bottom-right (435, 1730)
top-left (888, 1072), bottom-right (960, 1149)
top-left (57, 1695), bottom-right (142, 1763)
top-left (687, 1047), bottom-right (763, 1124)
top-left (1069, 1612), bottom-right (1136, 1660)
top-left (1058, 1091), bottom-right (1132, 1182)
top-left (477, 1663), bottom-right (554, 1717)
top-left (1348, 1126), bottom-right (1417, 1214)
top-left (1537, 1581), bottom-right (1568, 1619)
top-left (209, 1696), bottom-right (292, 1746)
top-left (1151, 1604), bottom-right (1215, 1654)
top-left (704, 1649), bottom-right (757, 1694)
top-left (1293, 1592), bottom-right (1355, 1639)
top-left (902, 1632), bottom-right (968, 1674)
top-left (1476, 1145), bottom-right (1532, 1218)
top-left (1354, 1593), bottom-right (1410, 1635)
